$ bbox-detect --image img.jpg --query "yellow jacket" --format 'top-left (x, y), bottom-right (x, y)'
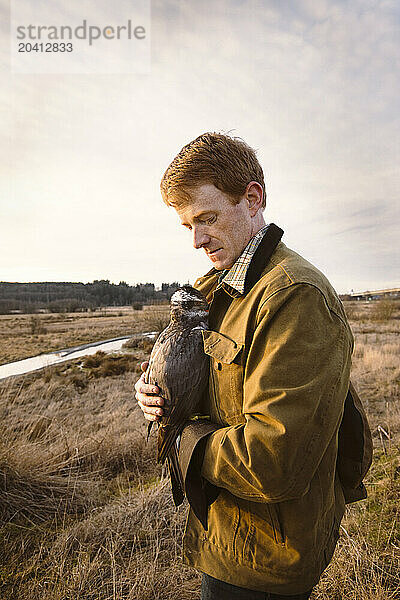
top-left (178, 224), bottom-right (370, 595)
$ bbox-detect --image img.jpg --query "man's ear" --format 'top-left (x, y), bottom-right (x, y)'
top-left (245, 181), bottom-right (264, 216)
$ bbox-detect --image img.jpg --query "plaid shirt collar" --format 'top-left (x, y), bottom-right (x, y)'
top-left (216, 224), bottom-right (270, 296)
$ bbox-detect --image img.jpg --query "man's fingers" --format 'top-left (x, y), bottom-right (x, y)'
top-left (135, 384), bottom-right (164, 403)
top-left (134, 368), bottom-right (161, 396)
top-left (139, 406), bottom-right (160, 422)
top-left (134, 360), bottom-right (164, 423)
top-left (137, 399), bottom-right (163, 420)
top-left (136, 391), bottom-right (164, 408)
top-left (134, 378), bottom-right (161, 396)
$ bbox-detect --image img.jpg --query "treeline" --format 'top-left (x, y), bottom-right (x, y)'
top-left (0, 280), bottom-right (182, 314)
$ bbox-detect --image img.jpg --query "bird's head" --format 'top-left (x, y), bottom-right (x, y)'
top-left (170, 286), bottom-right (208, 324)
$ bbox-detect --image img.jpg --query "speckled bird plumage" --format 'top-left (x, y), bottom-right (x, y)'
top-left (145, 285), bottom-right (209, 506)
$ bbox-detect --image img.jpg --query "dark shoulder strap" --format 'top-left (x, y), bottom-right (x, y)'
top-left (337, 381), bottom-right (373, 503)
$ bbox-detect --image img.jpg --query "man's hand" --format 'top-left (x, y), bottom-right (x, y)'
top-left (135, 361), bottom-right (165, 422)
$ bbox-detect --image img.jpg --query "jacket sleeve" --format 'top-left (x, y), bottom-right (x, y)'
top-left (198, 283), bottom-right (353, 503)
top-left (178, 419), bottom-right (222, 529)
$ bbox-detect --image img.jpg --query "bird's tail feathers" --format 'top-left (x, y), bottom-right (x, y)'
top-left (157, 425), bottom-right (180, 465)
top-left (146, 421), bottom-right (153, 442)
top-left (167, 442), bottom-right (184, 506)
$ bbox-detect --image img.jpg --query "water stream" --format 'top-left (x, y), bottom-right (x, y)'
top-left (0, 332), bottom-right (158, 381)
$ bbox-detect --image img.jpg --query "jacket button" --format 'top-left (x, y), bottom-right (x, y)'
top-left (214, 361), bottom-right (222, 371)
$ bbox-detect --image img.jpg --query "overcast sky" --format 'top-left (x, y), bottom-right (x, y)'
top-left (1, 0), bottom-right (399, 293)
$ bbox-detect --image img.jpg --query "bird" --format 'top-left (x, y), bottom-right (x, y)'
top-left (144, 285), bottom-right (209, 506)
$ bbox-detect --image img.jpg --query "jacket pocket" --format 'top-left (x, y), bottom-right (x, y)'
top-left (202, 330), bottom-right (245, 423)
top-left (267, 503), bottom-right (285, 546)
top-left (204, 489), bottom-right (241, 555)
top-left (240, 499), bottom-right (287, 570)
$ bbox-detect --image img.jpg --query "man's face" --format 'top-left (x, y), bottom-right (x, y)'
top-left (175, 183), bottom-right (253, 270)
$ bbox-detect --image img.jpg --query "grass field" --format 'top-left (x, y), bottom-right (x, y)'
top-left (0, 300), bottom-right (399, 599)
top-left (0, 306), bottom-right (170, 365)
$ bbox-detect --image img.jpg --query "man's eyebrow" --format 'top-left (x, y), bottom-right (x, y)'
top-left (180, 211), bottom-right (216, 226)
top-left (193, 211), bottom-right (216, 221)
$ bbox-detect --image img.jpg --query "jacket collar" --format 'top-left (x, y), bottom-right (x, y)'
top-left (197, 222), bottom-right (284, 297)
top-left (243, 222), bottom-right (283, 294)
top-left (216, 224), bottom-right (270, 296)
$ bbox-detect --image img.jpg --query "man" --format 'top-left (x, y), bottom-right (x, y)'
top-left (135, 133), bottom-right (370, 600)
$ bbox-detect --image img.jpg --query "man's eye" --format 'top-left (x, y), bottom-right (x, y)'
top-left (205, 216), bottom-right (216, 225)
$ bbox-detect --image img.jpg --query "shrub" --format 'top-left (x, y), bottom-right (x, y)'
top-left (370, 299), bottom-right (397, 322)
top-left (132, 302), bottom-right (144, 311)
top-left (141, 308), bottom-right (170, 332)
top-left (80, 352), bottom-right (139, 378)
top-left (29, 316), bottom-right (47, 335)
top-left (343, 302), bottom-right (365, 321)
top-left (123, 336), bottom-right (155, 353)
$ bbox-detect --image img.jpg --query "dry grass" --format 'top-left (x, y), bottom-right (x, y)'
top-left (0, 352), bottom-right (200, 599)
top-left (343, 299), bottom-right (400, 323)
top-left (0, 305), bottom-right (169, 365)
top-left (313, 450), bottom-right (400, 599)
top-left (0, 300), bottom-right (398, 599)
top-left (310, 300), bottom-right (400, 600)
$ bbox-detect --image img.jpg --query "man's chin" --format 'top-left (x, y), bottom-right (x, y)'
top-left (206, 249), bottom-right (234, 270)
top-left (210, 257), bottom-right (233, 270)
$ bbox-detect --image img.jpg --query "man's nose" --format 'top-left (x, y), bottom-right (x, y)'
top-left (193, 226), bottom-right (210, 249)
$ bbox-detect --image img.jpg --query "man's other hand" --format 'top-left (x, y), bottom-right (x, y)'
top-left (135, 361), bottom-right (165, 422)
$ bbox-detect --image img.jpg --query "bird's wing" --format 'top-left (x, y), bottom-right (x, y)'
top-left (157, 328), bottom-right (209, 464)
top-left (144, 326), bottom-right (174, 441)
top-left (144, 324), bottom-right (177, 405)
